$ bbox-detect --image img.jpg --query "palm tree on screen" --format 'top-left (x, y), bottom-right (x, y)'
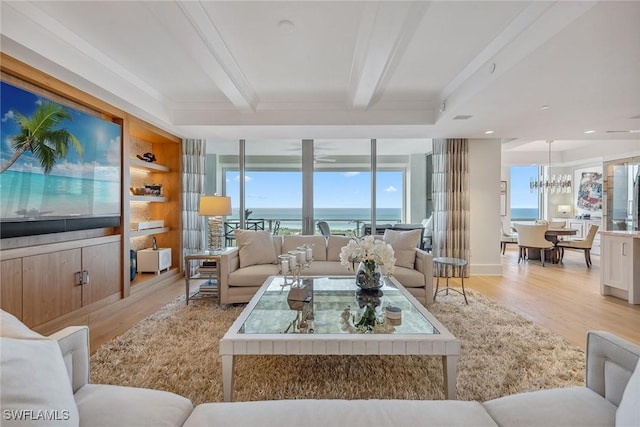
top-left (0, 101), bottom-right (83, 174)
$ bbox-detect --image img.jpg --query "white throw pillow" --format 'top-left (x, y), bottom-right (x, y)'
top-left (383, 229), bottom-right (422, 269)
top-left (0, 309), bottom-right (44, 339)
top-left (616, 359), bottom-right (640, 427)
top-left (0, 337), bottom-right (79, 426)
top-left (235, 229), bottom-right (278, 268)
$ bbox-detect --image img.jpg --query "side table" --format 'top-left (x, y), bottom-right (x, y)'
top-left (184, 249), bottom-right (231, 305)
top-left (433, 257), bottom-right (469, 304)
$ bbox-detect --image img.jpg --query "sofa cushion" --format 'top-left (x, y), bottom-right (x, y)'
top-left (327, 235), bottom-right (353, 261)
top-left (282, 235), bottom-right (327, 261)
top-left (1, 337), bottom-right (80, 427)
top-left (74, 384), bottom-right (192, 427)
top-left (383, 229), bottom-right (422, 268)
top-left (483, 386), bottom-right (617, 427)
top-left (0, 309), bottom-right (45, 339)
top-left (229, 264), bottom-right (281, 286)
top-left (235, 229), bottom-right (278, 268)
top-left (185, 399), bottom-right (498, 427)
top-left (391, 265), bottom-right (426, 288)
top-left (305, 261), bottom-right (352, 276)
top-left (616, 359), bottom-right (640, 427)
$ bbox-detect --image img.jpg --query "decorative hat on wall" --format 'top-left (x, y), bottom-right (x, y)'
top-left (136, 152), bottom-right (157, 163)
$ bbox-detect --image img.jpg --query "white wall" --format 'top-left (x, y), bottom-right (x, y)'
top-left (469, 139), bottom-right (502, 275)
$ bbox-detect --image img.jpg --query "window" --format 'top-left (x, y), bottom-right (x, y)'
top-left (510, 165), bottom-right (540, 220)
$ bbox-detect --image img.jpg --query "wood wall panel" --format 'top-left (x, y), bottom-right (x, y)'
top-left (1, 258), bottom-right (23, 318)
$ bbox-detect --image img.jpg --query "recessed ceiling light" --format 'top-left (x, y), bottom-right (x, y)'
top-left (540, 105), bottom-right (550, 110)
top-left (484, 130), bottom-right (495, 134)
top-left (584, 130), bottom-right (596, 134)
top-left (630, 130), bottom-right (640, 133)
top-left (453, 115), bottom-right (472, 120)
top-left (277, 19), bottom-right (295, 34)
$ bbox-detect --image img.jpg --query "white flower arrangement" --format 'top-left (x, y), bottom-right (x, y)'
top-left (339, 235), bottom-right (396, 276)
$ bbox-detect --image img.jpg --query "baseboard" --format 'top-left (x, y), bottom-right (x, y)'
top-left (469, 263), bottom-right (502, 276)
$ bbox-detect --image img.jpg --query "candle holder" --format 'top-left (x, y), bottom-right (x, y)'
top-left (279, 244), bottom-right (314, 285)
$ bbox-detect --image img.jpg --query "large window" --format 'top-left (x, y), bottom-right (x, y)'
top-left (510, 165), bottom-right (540, 220)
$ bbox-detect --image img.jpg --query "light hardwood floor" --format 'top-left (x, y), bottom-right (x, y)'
top-left (88, 247), bottom-right (640, 354)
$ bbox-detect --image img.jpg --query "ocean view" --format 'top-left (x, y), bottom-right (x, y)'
top-left (510, 208), bottom-right (539, 220)
top-left (232, 207), bottom-right (402, 232)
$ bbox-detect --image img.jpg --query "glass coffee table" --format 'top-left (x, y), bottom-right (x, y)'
top-left (220, 275), bottom-right (460, 401)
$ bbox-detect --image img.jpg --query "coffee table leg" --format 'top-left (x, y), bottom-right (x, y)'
top-left (442, 354), bottom-right (458, 400)
top-left (222, 354), bottom-right (235, 402)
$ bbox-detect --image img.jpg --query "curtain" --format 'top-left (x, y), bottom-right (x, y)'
top-left (182, 139), bottom-right (206, 275)
top-left (432, 138), bottom-right (470, 277)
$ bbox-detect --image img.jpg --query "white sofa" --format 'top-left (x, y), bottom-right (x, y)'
top-left (1, 308), bottom-right (639, 427)
top-left (218, 231), bottom-right (434, 306)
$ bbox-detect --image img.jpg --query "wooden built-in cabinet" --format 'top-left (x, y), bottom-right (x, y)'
top-left (0, 53), bottom-right (182, 334)
top-left (2, 237), bottom-right (121, 328)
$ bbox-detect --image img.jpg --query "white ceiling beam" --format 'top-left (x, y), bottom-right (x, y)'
top-left (170, 1), bottom-right (257, 113)
top-left (348, 2), bottom-right (429, 110)
top-left (438, 1), bottom-right (598, 120)
top-left (1, 1), bottom-right (171, 123)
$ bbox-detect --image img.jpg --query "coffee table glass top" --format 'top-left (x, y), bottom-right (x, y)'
top-left (240, 276), bottom-right (440, 335)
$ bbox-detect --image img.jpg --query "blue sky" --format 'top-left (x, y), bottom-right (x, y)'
top-left (1, 81), bottom-right (121, 181)
top-left (225, 170), bottom-right (402, 209)
top-left (510, 165), bottom-right (539, 209)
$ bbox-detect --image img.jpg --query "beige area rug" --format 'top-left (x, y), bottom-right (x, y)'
top-left (90, 290), bottom-right (585, 405)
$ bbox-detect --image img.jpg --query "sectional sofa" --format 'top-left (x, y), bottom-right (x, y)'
top-left (218, 229), bottom-right (433, 305)
top-left (1, 308), bottom-right (638, 427)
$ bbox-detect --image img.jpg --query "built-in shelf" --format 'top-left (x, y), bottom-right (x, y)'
top-left (130, 195), bottom-right (168, 202)
top-left (130, 227), bottom-right (170, 238)
top-left (129, 157), bottom-right (170, 172)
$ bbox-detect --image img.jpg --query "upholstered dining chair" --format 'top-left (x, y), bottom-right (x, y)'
top-left (557, 224), bottom-right (599, 268)
top-left (500, 221), bottom-right (518, 254)
top-left (514, 223), bottom-right (555, 267)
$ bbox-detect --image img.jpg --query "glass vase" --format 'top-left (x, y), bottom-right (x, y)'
top-left (355, 260), bottom-right (382, 291)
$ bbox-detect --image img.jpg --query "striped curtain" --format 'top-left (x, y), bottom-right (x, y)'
top-left (432, 138), bottom-right (470, 277)
top-left (182, 139), bottom-right (206, 275)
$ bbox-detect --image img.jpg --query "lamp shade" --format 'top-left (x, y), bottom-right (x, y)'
top-left (558, 205), bottom-right (571, 214)
top-left (199, 195), bottom-right (232, 216)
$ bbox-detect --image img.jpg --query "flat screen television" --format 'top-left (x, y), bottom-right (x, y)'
top-left (1, 80), bottom-right (121, 238)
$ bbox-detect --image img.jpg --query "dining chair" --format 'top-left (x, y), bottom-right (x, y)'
top-left (557, 224), bottom-right (599, 268)
top-left (514, 223), bottom-right (555, 267)
top-left (500, 221), bottom-right (518, 254)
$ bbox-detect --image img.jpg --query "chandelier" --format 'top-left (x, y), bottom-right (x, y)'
top-left (530, 141), bottom-right (572, 194)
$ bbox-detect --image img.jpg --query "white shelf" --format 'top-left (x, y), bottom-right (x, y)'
top-left (129, 157), bottom-right (170, 172)
top-left (130, 195), bottom-right (168, 202)
top-left (130, 227), bottom-right (169, 238)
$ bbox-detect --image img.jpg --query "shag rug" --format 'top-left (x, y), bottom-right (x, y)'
top-left (90, 290), bottom-right (585, 404)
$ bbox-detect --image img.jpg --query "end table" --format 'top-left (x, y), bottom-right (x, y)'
top-left (184, 249), bottom-right (231, 305)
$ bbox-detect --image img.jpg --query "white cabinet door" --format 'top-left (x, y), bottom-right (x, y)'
top-left (601, 235), bottom-right (630, 291)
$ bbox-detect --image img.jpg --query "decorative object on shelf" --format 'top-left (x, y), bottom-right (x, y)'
top-left (136, 152), bottom-right (156, 162)
top-left (199, 195), bottom-right (232, 252)
top-left (130, 187), bottom-right (145, 195)
top-left (129, 250), bottom-right (136, 281)
top-left (530, 141), bottom-right (572, 194)
top-left (339, 235), bottom-right (395, 291)
top-left (144, 183), bottom-right (162, 196)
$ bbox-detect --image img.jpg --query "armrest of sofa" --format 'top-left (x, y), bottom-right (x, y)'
top-left (49, 326), bottom-right (90, 394)
top-left (219, 247), bottom-right (240, 304)
top-left (414, 248), bottom-right (434, 305)
top-left (586, 330), bottom-right (640, 406)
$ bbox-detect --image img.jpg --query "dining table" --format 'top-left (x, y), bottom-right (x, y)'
top-left (527, 228), bottom-right (578, 263)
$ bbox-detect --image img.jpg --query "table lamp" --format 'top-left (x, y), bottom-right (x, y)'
top-left (558, 205), bottom-right (571, 216)
top-left (199, 195), bottom-right (232, 253)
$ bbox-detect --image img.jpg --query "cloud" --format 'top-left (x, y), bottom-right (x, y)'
top-left (234, 175), bottom-right (252, 182)
top-left (343, 172), bottom-right (360, 177)
top-left (385, 186), bottom-right (398, 192)
top-left (2, 110), bottom-right (15, 122)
